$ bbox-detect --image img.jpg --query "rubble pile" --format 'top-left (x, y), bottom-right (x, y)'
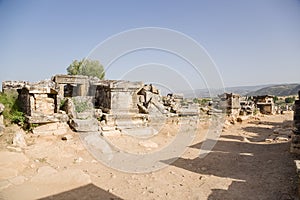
top-left (162, 93), bottom-right (183, 114)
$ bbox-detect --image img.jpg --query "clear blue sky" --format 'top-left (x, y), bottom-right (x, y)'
top-left (0, 0), bottom-right (300, 89)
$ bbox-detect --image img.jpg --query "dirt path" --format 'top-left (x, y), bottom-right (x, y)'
top-left (0, 112), bottom-right (298, 200)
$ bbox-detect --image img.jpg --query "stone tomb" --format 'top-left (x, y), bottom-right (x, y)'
top-left (253, 95), bottom-right (275, 115)
top-left (17, 81), bottom-right (69, 124)
top-left (18, 84), bottom-right (57, 117)
top-left (94, 80), bottom-right (143, 114)
top-left (218, 93), bottom-right (241, 117)
top-left (52, 74), bottom-right (90, 98)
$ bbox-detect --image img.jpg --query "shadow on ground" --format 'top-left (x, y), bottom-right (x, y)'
top-left (161, 119), bottom-right (299, 200)
top-left (38, 183), bottom-right (123, 200)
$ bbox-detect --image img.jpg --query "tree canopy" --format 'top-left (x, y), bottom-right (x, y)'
top-left (67, 59), bottom-right (105, 80)
top-left (285, 96), bottom-right (295, 104)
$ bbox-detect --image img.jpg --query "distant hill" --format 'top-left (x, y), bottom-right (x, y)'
top-left (225, 84), bottom-right (275, 96)
top-left (247, 84), bottom-right (300, 96)
top-left (182, 84), bottom-right (274, 98)
top-left (181, 83), bottom-right (300, 98)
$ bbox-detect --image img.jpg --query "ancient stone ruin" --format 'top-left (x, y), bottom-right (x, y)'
top-left (1, 76), bottom-right (284, 136)
top-left (253, 95), bottom-right (275, 115)
top-left (2, 80), bottom-right (29, 93)
top-left (2, 75), bottom-right (187, 136)
top-left (218, 93), bottom-right (241, 117)
top-left (17, 80), bottom-right (67, 124)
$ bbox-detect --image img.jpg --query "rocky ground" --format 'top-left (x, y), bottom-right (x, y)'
top-left (0, 112), bottom-right (298, 200)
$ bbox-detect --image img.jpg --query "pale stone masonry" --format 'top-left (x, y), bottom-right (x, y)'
top-left (51, 74), bottom-right (90, 98)
top-left (18, 81), bottom-right (58, 117)
top-left (94, 80), bottom-right (143, 114)
top-left (16, 80), bottom-right (69, 124)
top-left (2, 80), bottom-right (29, 93)
top-left (253, 95), bottom-right (275, 115)
top-left (218, 93), bottom-right (241, 117)
top-left (1, 75), bottom-right (183, 134)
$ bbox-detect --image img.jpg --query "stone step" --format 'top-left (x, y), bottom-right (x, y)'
top-left (104, 113), bottom-right (147, 121)
top-left (115, 120), bottom-right (146, 127)
top-left (70, 118), bottom-right (99, 132)
top-left (120, 127), bottom-right (158, 138)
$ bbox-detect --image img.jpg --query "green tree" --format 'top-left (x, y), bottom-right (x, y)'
top-left (273, 96), bottom-right (278, 103)
top-left (285, 97), bottom-right (295, 104)
top-left (193, 98), bottom-right (199, 104)
top-left (67, 59), bottom-right (105, 80)
top-left (67, 60), bottom-right (82, 75)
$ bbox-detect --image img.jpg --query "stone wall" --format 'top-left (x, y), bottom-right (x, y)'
top-left (52, 75), bottom-right (90, 98)
top-left (256, 103), bottom-right (274, 115)
top-left (253, 95), bottom-right (275, 115)
top-left (17, 82), bottom-right (58, 119)
top-left (219, 93), bottom-right (241, 116)
top-left (18, 88), bottom-right (31, 116)
top-left (110, 81), bottom-right (143, 114)
top-left (2, 81), bottom-right (29, 92)
top-left (94, 80), bottom-right (143, 114)
top-left (94, 85), bottom-right (111, 112)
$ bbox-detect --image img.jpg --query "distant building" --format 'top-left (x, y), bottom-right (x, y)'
top-left (253, 95), bottom-right (275, 115)
top-left (218, 93), bottom-right (241, 117)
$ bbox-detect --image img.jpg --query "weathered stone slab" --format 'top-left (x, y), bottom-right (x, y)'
top-left (139, 140), bottom-right (158, 148)
top-left (1, 168), bottom-right (91, 200)
top-left (121, 127), bottom-right (158, 138)
top-left (32, 122), bottom-right (69, 136)
top-left (12, 132), bottom-right (27, 148)
top-left (0, 152), bottom-right (29, 180)
top-left (70, 119), bottom-right (99, 132)
top-left (26, 112), bottom-right (69, 124)
top-left (177, 107), bottom-right (199, 116)
top-left (101, 130), bottom-right (122, 136)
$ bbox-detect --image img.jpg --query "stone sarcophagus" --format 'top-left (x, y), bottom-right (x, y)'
top-left (17, 81), bottom-right (63, 124)
top-left (94, 80), bottom-right (143, 114)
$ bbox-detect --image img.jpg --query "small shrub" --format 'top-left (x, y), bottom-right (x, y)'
top-left (10, 111), bottom-right (25, 125)
top-left (73, 98), bottom-right (90, 113)
top-left (36, 157), bottom-right (47, 163)
top-left (0, 91), bottom-right (25, 125)
top-left (59, 98), bottom-right (67, 110)
top-left (253, 108), bottom-right (259, 115)
top-left (285, 97), bottom-right (295, 104)
top-left (27, 123), bottom-right (39, 132)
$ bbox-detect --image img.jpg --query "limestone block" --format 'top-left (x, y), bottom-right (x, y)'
top-left (12, 132), bottom-right (27, 148)
top-left (32, 122), bottom-right (69, 136)
top-left (70, 119), bottom-right (99, 132)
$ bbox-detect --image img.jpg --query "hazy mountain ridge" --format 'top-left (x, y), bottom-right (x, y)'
top-left (247, 83), bottom-right (300, 96)
top-left (182, 85), bottom-right (270, 98)
top-left (182, 83), bottom-right (300, 98)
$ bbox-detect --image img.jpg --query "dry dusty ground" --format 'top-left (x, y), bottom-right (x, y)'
top-left (0, 112), bottom-right (299, 200)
